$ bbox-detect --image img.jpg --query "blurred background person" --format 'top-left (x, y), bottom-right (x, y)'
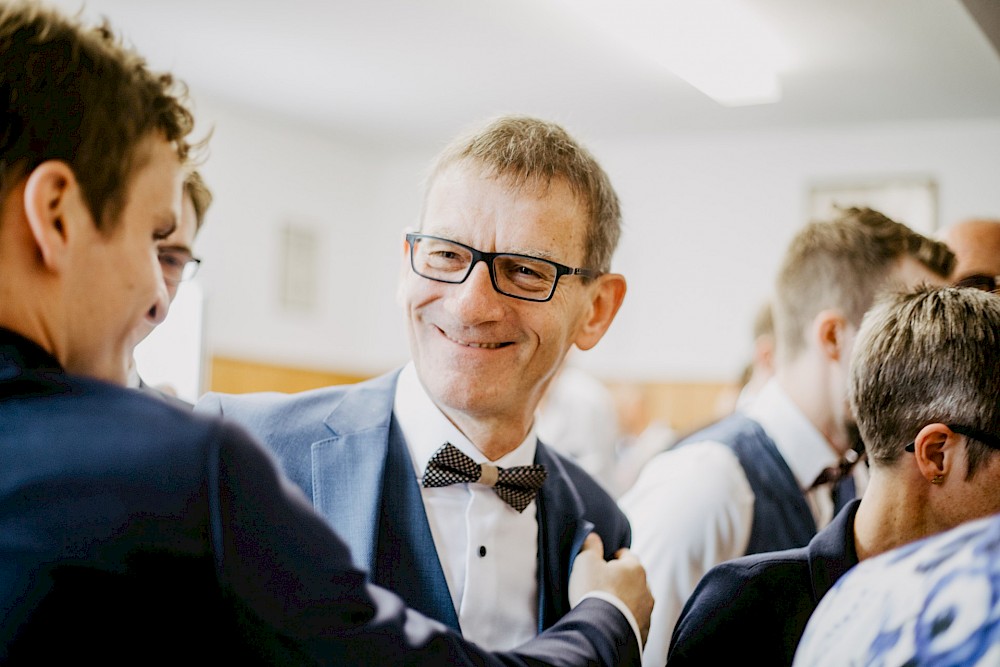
top-left (536, 358), bottom-right (622, 494)
top-left (612, 383), bottom-right (677, 497)
top-left (939, 217), bottom-right (1000, 290)
top-left (734, 300), bottom-right (776, 411)
top-left (621, 208), bottom-right (955, 666)
top-left (126, 170), bottom-right (211, 404)
top-left (671, 286), bottom-right (1000, 666)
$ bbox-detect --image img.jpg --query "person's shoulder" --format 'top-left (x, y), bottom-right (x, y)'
top-left (621, 437), bottom-right (750, 515)
top-left (196, 370), bottom-right (399, 431)
top-left (669, 548), bottom-right (811, 665)
top-left (18, 372), bottom-right (246, 476)
top-left (673, 412), bottom-right (769, 449)
top-left (700, 546), bottom-right (810, 595)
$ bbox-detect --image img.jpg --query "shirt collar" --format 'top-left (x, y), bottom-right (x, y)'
top-left (393, 362), bottom-right (538, 481)
top-left (746, 379), bottom-right (840, 490)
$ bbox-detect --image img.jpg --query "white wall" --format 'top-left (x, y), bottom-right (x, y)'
top-left (145, 104), bottom-right (1000, 392)
top-left (584, 118), bottom-right (1000, 380)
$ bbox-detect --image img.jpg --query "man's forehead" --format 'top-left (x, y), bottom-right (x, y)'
top-left (944, 221), bottom-right (1000, 277)
top-left (891, 254), bottom-right (948, 288)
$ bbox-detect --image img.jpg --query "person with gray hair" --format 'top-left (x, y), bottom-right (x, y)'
top-left (668, 286), bottom-right (1000, 666)
top-left (625, 207), bottom-right (955, 667)
top-left (0, 4), bottom-right (649, 661)
top-left (197, 115), bottom-right (646, 651)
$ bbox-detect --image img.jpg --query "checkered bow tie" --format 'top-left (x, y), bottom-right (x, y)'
top-left (422, 442), bottom-right (548, 513)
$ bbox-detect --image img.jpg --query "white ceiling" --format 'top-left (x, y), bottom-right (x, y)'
top-left (51, 0), bottom-right (1000, 149)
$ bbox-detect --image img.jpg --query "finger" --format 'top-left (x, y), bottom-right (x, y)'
top-left (613, 547), bottom-right (640, 564)
top-left (581, 531), bottom-right (604, 555)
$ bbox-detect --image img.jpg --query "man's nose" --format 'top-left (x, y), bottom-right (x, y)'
top-left (445, 260), bottom-right (506, 323)
top-left (145, 267), bottom-right (172, 327)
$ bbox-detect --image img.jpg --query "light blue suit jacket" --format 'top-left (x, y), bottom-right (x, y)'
top-left (196, 369), bottom-right (630, 633)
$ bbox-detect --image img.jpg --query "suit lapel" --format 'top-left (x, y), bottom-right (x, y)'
top-left (310, 430), bottom-right (388, 574)
top-left (311, 373), bottom-right (399, 573)
top-left (374, 420), bottom-right (459, 630)
top-left (807, 498), bottom-right (862, 604)
top-left (533, 442), bottom-right (593, 631)
top-left (314, 370), bottom-right (458, 630)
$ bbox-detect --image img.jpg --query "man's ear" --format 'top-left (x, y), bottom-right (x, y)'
top-left (574, 273), bottom-right (627, 351)
top-left (912, 423), bottom-right (958, 484)
top-left (22, 161), bottom-right (83, 272)
top-left (814, 309), bottom-right (850, 362)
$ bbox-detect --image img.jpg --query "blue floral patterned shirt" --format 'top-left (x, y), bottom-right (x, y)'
top-left (793, 512), bottom-right (1000, 666)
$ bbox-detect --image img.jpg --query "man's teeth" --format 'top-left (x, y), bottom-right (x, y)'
top-left (445, 332), bottom-right (506, 348)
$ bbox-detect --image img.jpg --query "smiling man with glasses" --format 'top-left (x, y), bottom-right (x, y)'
top-left (197, 116), bottom-right (648, 652)
top-left (125, 170), bottom-right (211, 403)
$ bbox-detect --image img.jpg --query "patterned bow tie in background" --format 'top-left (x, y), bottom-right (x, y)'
top-left (422, 442), bottom-right (548, 513)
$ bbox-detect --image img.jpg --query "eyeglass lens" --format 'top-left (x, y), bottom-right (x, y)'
top-left (411, 236), bottom-right (558, 300)
top-left (159, 249), bottom-right (199, 284)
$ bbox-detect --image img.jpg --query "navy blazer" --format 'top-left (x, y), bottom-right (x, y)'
top-left (197, 369), bottom-right (631, 633)
top-left (667, 499), bottom-right (861, 666)
top-left (1, 329), bottom-right (638, 665)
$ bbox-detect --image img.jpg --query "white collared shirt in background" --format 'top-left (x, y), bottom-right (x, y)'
top-left (620, 379), bottom-right (858, 667)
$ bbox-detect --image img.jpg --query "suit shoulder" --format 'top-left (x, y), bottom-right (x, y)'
top-left (196, 370), bottom-right (399, 432)
top-left (541, 443), bottom-right (630, 548)
top-left (700, 546), bottom-right (809, 596)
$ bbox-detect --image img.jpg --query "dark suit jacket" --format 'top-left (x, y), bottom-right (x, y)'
top-left (667, 499), bottom-right (861, 667)
top-left (137, 374), bottom-right (193, 409)
top-left (1, 328), bottom-right (638, 665)
top-left (196, 370), bottom-right (631, 633)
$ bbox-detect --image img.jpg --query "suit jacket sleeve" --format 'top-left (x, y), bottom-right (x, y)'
top-left (668, 556), bottom-right (811, 667)
top-left (210, 421), bottom-right (640, 666)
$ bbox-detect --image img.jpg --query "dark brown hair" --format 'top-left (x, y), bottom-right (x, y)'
top-left (0, 2), bottom-right (194, 231)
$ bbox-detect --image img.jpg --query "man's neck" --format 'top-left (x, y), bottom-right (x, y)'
top-left (776, 361), bottom-right (849, 455)
top-left (852, 468), bottom-right (936, 560)
top-left (441, 408), bottom-right (534, 462)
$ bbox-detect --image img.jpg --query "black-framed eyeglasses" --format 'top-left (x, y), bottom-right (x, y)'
top-left (904, 424), bottom-right (1000, 452)
top-left (405, 233), bottom-right (600, 303)
top-left (954, 274), bottom-right (1000, 293)
top-left (158, 247), bottom-right (202, 286)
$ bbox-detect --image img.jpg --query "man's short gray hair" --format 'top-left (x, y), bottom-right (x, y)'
top-left (850, 286), bottom-right (1000, 477)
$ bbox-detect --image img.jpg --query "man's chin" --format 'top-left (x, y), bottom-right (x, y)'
top-left (127, 322), bottom-right (157, 351)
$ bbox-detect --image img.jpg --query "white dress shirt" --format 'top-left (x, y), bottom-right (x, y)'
top-left (393, 363), bottom-right (539, 651)
top-left (620, 380), bottom-right (859, 667)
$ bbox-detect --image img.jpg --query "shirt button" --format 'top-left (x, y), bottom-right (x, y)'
top-left (479, 545), bottom-right (487, 557)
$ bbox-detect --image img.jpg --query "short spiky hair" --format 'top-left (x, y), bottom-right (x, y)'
top-left (424, 116), bottom-right (621, 273)
top-left (850, 286), bottom-right (1000, 477)
top-left (0, 2), bottom-right (194, 231)
top-left (774, 207), bottom-right (955, 361)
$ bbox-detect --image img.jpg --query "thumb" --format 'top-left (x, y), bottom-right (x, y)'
top-left (581, 531), bottom-right (605, 557)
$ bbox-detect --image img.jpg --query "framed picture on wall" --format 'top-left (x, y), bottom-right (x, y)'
top-left (280, 223), bottom-right (320, 312)
top-left (807, 177), bottom-right (938, 234)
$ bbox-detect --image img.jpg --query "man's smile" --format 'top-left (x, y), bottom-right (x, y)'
top-left (437, 327), bottom-right (514, 349)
